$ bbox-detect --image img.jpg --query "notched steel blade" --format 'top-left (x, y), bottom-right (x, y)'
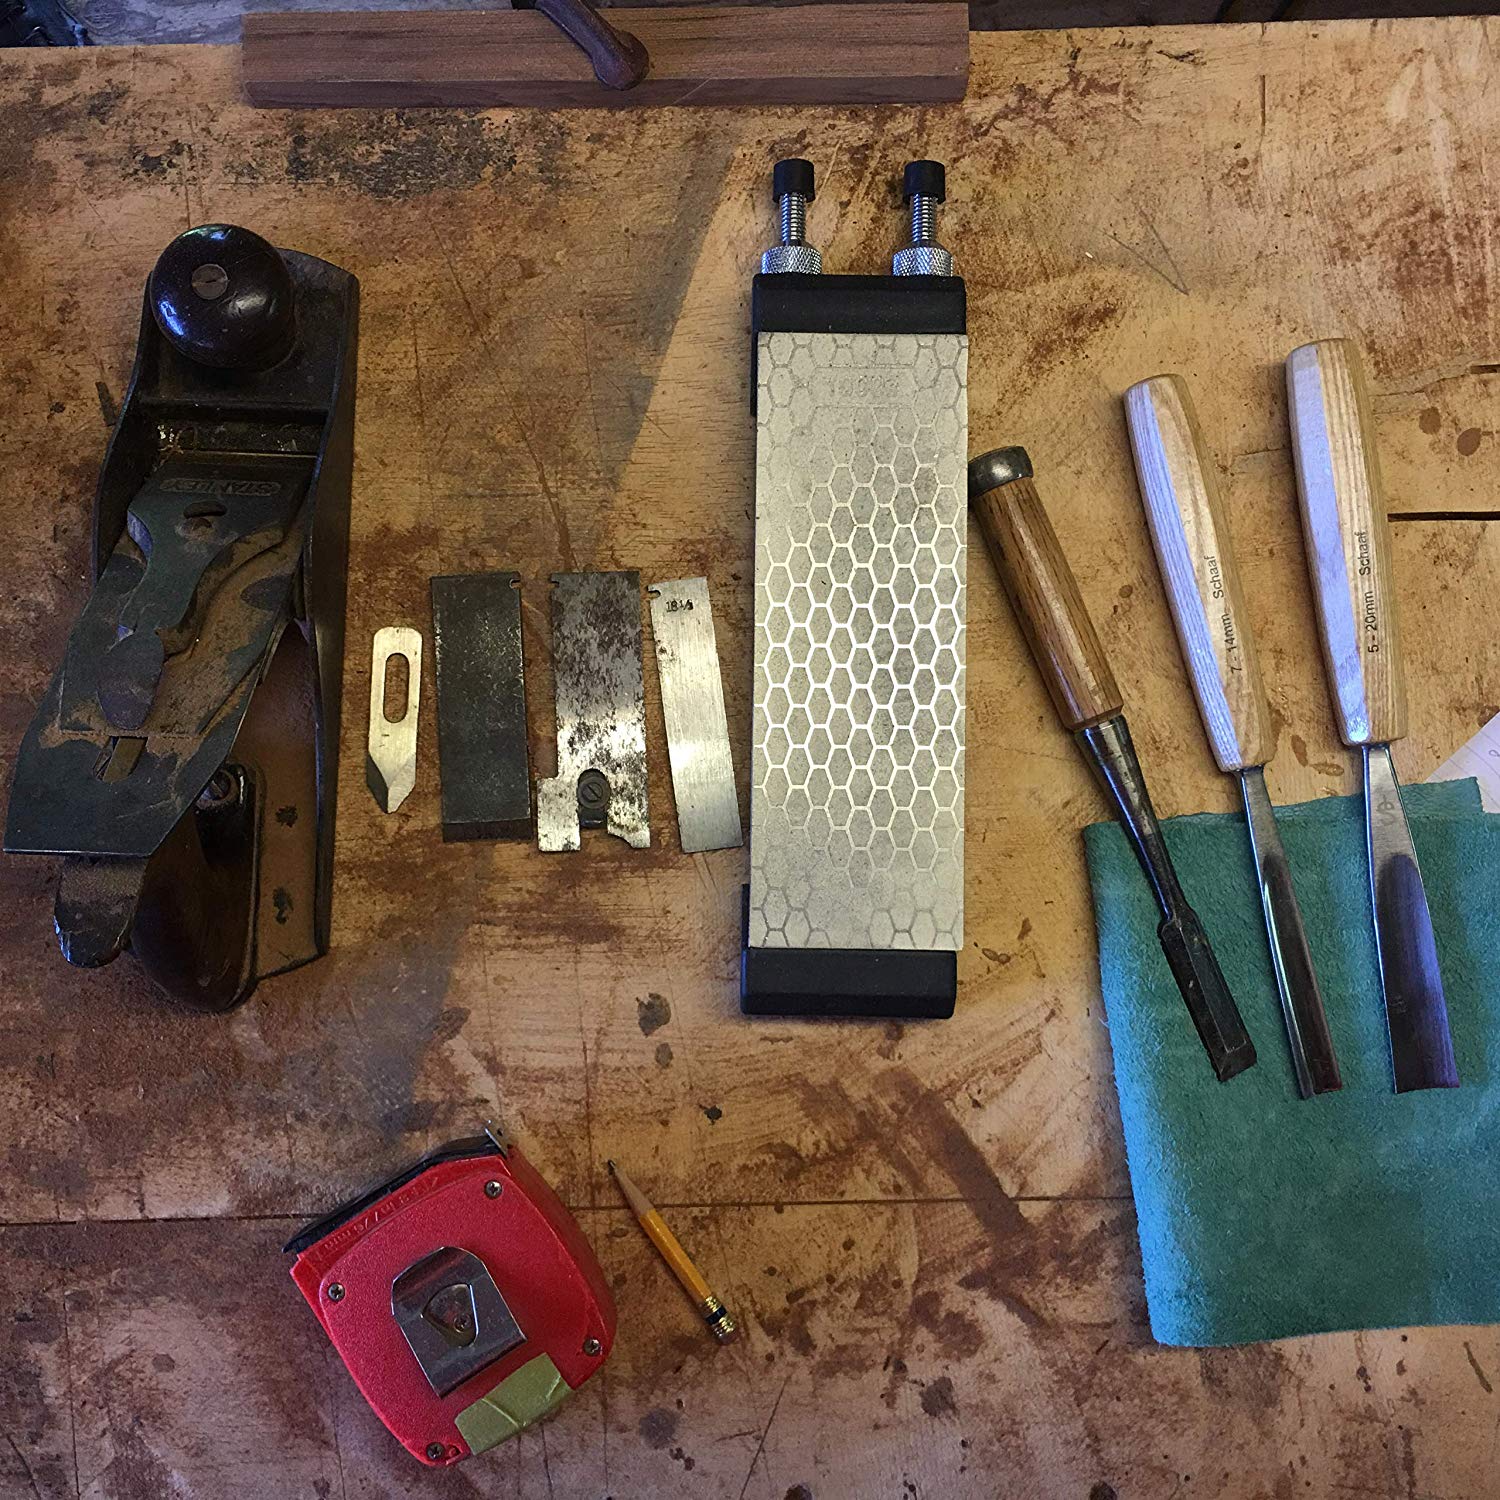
top-left (1365, 744), bottom-right (1458, 1092)
top-left (648, 578), bottom-right (742, 854)
top-left (367, 626), bottom-right (421, 813)
top-left (537, 572), bottom-right (649, 852)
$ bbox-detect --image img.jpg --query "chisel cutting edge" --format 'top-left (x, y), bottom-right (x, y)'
top-left (1286, 338), bottom-right (1458, 1093)
top-left (1125, 374), bottom-right (1340, 1097)
top-left (969, 446), bottom-right (1256, 1082)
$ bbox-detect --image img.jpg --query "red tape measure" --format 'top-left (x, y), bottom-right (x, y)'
top-left (286, 1131), bottom-right (615, 1466)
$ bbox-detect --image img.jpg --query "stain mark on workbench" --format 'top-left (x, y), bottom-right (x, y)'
top-left (1021, 300), bottom-right (1124, 385)
top-left (911, 1290), bottom-right (984, 1360)
top-left (655, 1041), bottom-right (673, 1069)
top-left (920, 1374), bottom-right (958, 1418)
top-left (702, 1104), bottom-right (723, 1124)
top-left (1456, 427), bottom-right (1482, 456)
top-left (1198, 1344), bottom-right (1289, 1420)
top-left (95, 381), bottom-right (119, 429)
top-left (85, 81), bottom-right (127, 122)
top-left (638, 1406), bottom-right (679, 1449)
top-left (135, 140), bottom-right (187, 178)
top-left (637, 993), bottom-right (671, 1035)
top-left (275, 113), bottom-right (518, 200)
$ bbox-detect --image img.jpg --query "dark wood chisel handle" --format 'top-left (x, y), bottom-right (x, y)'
top-left (968, 448), bottom-right (1123, 732)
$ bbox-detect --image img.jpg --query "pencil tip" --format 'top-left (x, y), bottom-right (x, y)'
top-left (606, 1159), bottom-right (617, 1174)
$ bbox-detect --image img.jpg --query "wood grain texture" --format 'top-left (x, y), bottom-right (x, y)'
top-left (971, 473), bottom-right (1123, 732)
top-left (241, 3), bottom-right (971, 108)
top-left (1287, 339), bottom-right (1409, 746)
top-left (4, 19), bottom-right (1500, 1498)
top-left (1126, 374), bottom-right (1274, 771)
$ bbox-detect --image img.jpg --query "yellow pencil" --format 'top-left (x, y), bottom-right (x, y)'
top-left (607, 1159), bottom-right (739, 1344)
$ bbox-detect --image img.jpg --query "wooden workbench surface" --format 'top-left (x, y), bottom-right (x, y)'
top-left (3, 18), bottom-right (1498, 1498)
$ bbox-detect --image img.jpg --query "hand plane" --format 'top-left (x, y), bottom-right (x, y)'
top-left (286, 1129), bottom-right (615, 1466)
top-left (4, 224), bottom-right (357, 1010)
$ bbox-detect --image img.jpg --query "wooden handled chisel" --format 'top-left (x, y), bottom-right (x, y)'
top-left (1285, 338), bottom-right (1458, 1093)
top-left (969, 446), bottom-right (1256, 1082)
top-left (1125, 375), bottom-right (1341, 1098)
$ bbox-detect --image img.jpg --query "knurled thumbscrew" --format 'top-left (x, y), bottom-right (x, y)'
top-left (762, 158), bottom-right (822, 276)
top-left (893, 160), bottom-right (954, 278)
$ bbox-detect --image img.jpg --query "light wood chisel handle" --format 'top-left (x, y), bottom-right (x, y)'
top-left (1125, 374), bottom-right (1274, 772)
top-left (968, 448), bottom-right (1123, 732)
top-left (1285, 339), bottom-right (1407, 746)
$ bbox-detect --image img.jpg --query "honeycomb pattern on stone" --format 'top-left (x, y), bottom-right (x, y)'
top-left (749, 330), bottom-right (967, 953)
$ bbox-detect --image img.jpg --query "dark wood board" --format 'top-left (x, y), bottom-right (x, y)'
top-left (241, 3), bottom-right (971, 108)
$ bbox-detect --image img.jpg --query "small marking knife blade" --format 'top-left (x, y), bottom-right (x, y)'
top-left (367, 626), bottom-right (422, 814)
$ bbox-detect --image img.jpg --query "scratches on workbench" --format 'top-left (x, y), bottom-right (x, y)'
top-left (1105, 217), bottom-right (1189, 297)
top-left (4, 1433), bottom-right (43, 1500)
top-left (512, 406), bottom-right (576, 572)
top-left (577, 955), bottom-right (599, 1212)
top-left (408, 306), bottom-right (435, 513)
top-left (737, 1375), bottom-right (790, 1500)
top-left (538, 1419), bottom-right (557, 1500)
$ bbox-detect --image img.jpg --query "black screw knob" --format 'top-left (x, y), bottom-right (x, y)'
top-left (772, 157), bottom-right (816, 204)
top-left (577, 768), bottom-right (610, 829)
top-left (902, 160), bottom-right (946, 204)
top-left (149, 224), bottom-right (296, 372)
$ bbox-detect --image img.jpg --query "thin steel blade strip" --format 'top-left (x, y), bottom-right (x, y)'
top-left (648, 578), bottom-right (742, 854)
top-left (1364, 744), bottom-right (1459, 1091)
top-left (536, 572), bottom-right (649, 852)
top-left (1238, 766), bottom-right (1341, 1097)
top-left (366, 626), bottom-right (421, 813)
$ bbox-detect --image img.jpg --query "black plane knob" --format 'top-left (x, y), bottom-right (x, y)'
top-left (149, 224), bottom-right (296, 371)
